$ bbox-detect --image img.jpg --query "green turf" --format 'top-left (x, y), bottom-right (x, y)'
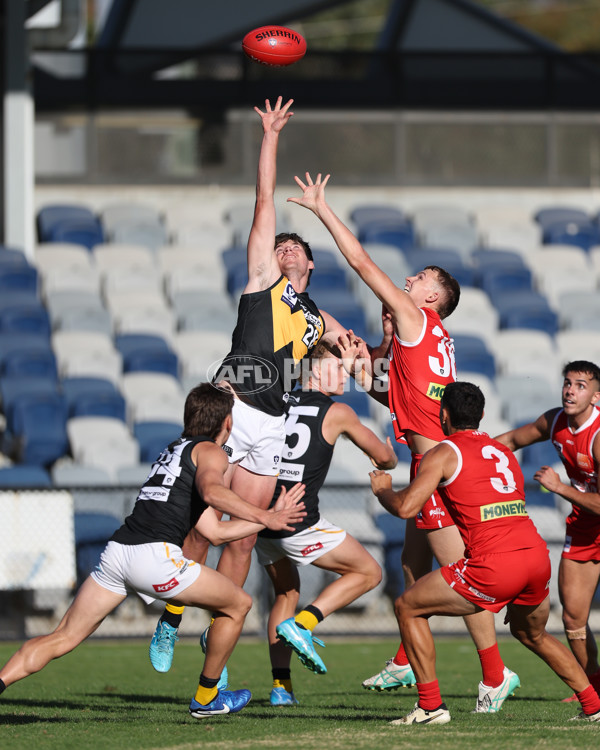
top-left (0, 637), bottom-right (598, 750)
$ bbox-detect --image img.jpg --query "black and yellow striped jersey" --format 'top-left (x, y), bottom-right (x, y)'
top-left (215, 275), bottom-right (324, 416)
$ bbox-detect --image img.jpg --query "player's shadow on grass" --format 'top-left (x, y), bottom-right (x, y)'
top-left (0, 697), bottom-right (82, 724)
top-left (87, 692), bottom-right (187, 705)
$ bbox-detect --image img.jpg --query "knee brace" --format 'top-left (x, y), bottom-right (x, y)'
top-left (565, 627), bottom-right (587, 641)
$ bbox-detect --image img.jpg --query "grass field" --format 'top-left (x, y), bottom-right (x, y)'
top-left (1, 636), bottom-right (598, 750)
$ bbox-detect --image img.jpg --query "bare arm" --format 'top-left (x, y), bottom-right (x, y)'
top-left (532, 431), bottom-right (600, 515)
top-left (288, 172), bottom-right (423, 339)
top-left (319, 309), bottom-right (349, 349)
top-left (336, 330), bottom-right (389, 406)
top-left (245, 96), bottom-right (294, 294)
top-left (495, 410), bottom-right (557, 451)
top-left (323, 402), bottom-right (397, 470)
top-left (195, 482), bottom-right (307, 544)
top-left (369, 442), bottom-right (454, 518)
top-left (192, 442), bottom-right (305, 531)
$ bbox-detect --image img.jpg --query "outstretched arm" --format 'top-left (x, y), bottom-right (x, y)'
top-left (196, 482), bottom-right (307, 544)
top-left (288, 172), bottom-right (423, 337)
top-left (245, 96), bottom-right (294, 294)
top-left (370, 443), bottom-right (454, 518)
top-left (193, 442), bottom-right (305, 531)
top-left (495, 410), bottom-right (556, 452)
top-left (323, 402), bottom-right (397, 470)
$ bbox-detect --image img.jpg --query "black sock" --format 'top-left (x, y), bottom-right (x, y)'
top-left (0, 678), bottom-right (5, 695)
top-left (304, 604), bottom-right (324, 623)
top-left (272, 668), bottom-right (291, 681)
top-left (199, 673), bottom-right (220, 689)
top-left (161, 610), bottom-right (183, 629)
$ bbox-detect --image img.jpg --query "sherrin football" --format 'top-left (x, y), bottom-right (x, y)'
top-left (242, 26), bottom-right (307, 67)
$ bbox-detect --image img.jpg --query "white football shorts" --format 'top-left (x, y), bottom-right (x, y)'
top-left (254, 516), bottom-right (346, 567)
top-left (222, 398), bottom-right (286, 476)
top-left (90, 540), bottom-right (201, 604)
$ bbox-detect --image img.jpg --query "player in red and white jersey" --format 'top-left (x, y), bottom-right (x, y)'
top-left (289, 172), bottom-right (516, 708)
top-left (369, 381), bottom-right (600, 725)
top-left (496, 360), bottom-right (600, 700)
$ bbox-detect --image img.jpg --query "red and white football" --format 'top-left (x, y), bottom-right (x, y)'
top-left (242, 26), bottom-right (307, 67)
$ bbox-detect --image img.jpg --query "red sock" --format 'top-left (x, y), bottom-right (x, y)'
top-left (393, 642), bottom-right (409, 667)
top-left (577, 684), bottom-right (600, 715)
top-left (477, 644), bottom-right (504, 687)
top-left (416, 680), bottom-right (443, 711)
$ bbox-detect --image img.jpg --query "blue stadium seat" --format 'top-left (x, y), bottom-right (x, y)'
top-left (0, 376), bottom-right (61, 433)
top-left (543, 220), bottom-right (600, 252)
top-left (309, 290), bottom-right (370, 341)
top-left (311, 248), bottom-right (345, 270)
top-left (520, 440), bottom-right (560, 481)
top-left (0, 465), bottom-right (52, 488)
top-left (74, 511), bottom-right (122, 583)
top-left (523, 487), bottom-right (557, 508)
top-left (70, 391), bottom-right (127, 422)
top-left (453, 334), bottom-right (496, 379)
top-left (0, 265), bottom-right (38, 295)
top-left (331, 388), bottom-right (371, 417)
top-left (1, 346), bottom-right (57, 380)
top-left (123, 349), bottom-right (179, 379)
top-left (48, 217), bottom-right (105, 250)
top-left (350, 204), bottom-right (405, 229)
top-left (134, 421), bottom-right (183, 463)
top-left (62, 376), bottom-right (126, 421)
top-left (360, 219), bottom-right (415, 249)
top-left (304, 265), bottom-right (349, 291)
top-left (534, 206), bottom-right (589, 229)
top-left (501, 305), bottom-right (559, 336)
top-left (0, 289), bottom-right (40, 311)
top-left (37, 204), bottom-right (98, 243)
top-left (0, 303), bottom-right (51, 337)
top-left (0, 333), bottom-right (54, 372)
top-left (373, 512), bottom-right (407, 599)
top-left (471, 248), bottom-right (528, 285)
top-left (10, 391), bottom-right (69, 466)
top-left (478, 266), bottom-right (534, 306)
top-left (114, 333), bottom-right (171, 358)
top-left (0, 246), bottom-right (28, 267)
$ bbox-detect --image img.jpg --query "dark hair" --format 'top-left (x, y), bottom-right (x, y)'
top-left (441, 381), bottom-right (485, 430)
top-left (425, 265), bottom-right (461, 319)
top-left (563, 360), bottom-right (600, 387)
top-left (183, 383), bottom-right (234, 440)
top-left (275, 232), bottom-right (314, 285)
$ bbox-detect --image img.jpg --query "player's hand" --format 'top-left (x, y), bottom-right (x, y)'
top-left (288, 171), bottom-right (330, 213)
top-left (369, 469), bottom-right (392, 496)
top-left (254, 96), bottom-right (294, 135)
top-left (337, 329), bottom-right (370, 376)
top-left (266, 483), bottom-right (306, 531)
top-left (533, 465), bottom-right (561, 494)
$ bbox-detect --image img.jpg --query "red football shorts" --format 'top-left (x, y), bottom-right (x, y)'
top-left (440, 544), bottom-right (551, 613)
top-left (411, 452), bottom-right (455, 530)
top-left (562, 519), bottom-right (600, 562)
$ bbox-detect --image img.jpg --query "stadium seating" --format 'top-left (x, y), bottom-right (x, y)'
top-left (9, 391), bottom-right (69, 466)
top-left (543, 220), bottom-right (600, 252)
top-left (533, 206), bottom-right (590, 230)
top-left (0, 465), bottom-right (52, 488)
top-left (74, 511), bottom-right (123, 583)
top-left (360, 220), bottom-right (415, 251)
top-left (37, 204), bottom-right (98, 243)
top-left (0, 303), bottom-right (51, 337)
top-left (349, 203), bottom-right (405, 230)
top-left (133, 420), bottom-right (183, 463)
top-left (0, 264), bottom-right (39, 295)
top-left (0, 245), bottom-right (28, 267)
top-left (452, 334), bottom-right (496, 379)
